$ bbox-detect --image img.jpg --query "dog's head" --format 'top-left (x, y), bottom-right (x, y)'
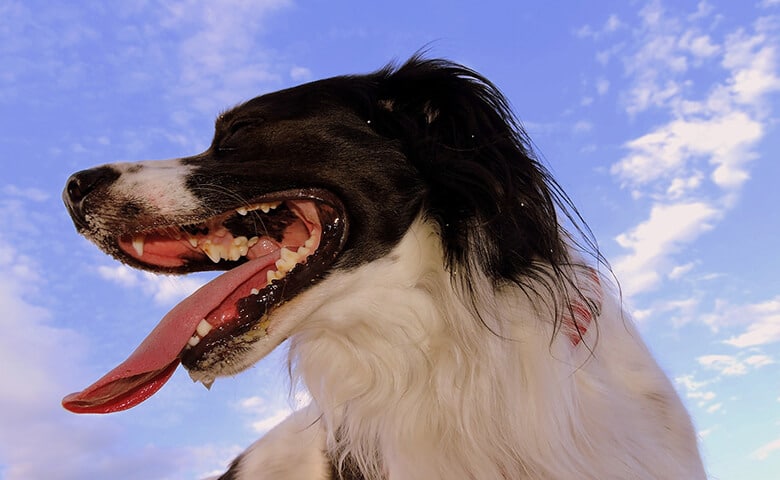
top-left (62, 56), bottom-right (577, 413)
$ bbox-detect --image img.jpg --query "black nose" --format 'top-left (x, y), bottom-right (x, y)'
top-left (63, 166), bottom-right (120, 218)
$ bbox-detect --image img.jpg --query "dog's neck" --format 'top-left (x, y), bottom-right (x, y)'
top-left (287, 219), bottom-right (594, 479)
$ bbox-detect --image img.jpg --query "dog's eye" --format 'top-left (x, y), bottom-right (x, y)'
top-left (218, 119), bottom-right (262, 151)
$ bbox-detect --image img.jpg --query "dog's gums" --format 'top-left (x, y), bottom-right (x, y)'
top-left (62, 189), bottom-right (347, 413)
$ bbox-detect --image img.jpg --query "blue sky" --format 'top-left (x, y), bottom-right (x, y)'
top-left (1, 1), bottom-right (779, 478)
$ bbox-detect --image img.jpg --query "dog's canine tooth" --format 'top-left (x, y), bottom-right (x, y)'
top-left (132, 235), bottom-right (145, 256)
top-left (236, 207), bottom-right (248, 216)
top-left (188, 237), bottom-right (199, 248)
top-left (201, 241), bottom-right (222, 263)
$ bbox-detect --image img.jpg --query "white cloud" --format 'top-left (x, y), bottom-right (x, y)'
top-left (604, 3), bottom-right (780, 298)
top-left (675, 374), bottom-right (718, 408)
top-left (237, 390), bottom-right (311, 434)
top-left (700, 296), bottom-right (780, 347)
top-left (596, 77), bottom-right (610, 95)
top-left (612, 112), bottom-right (762, 190)
top-left (97, 264), bottom-right (209, 305)
top-left (290, 66), bottom-right (312, 82)
top-left (159, 0), bottom-right (294, 113)
top-left (2, 184), bottom-right (50, 202)
top-left (0, 237), bottom-right (191, 480)
top-left (751, 437), bottom-right (780, 461)
top-left (722, 24), bottom-right (780, 105)
top-left (705, 402), bottom-right (722, 414)
top-left (697, 353), bottom-right (774, 376)
top-left (668, 261), bottom-right (694, 280)
top-left (574, 13), bottom-right (625, 39)
top-left (613, 202), bottom-right (718, 294)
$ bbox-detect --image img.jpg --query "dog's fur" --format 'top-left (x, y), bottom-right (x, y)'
top-left (64, 57), bottom-right (707, 479)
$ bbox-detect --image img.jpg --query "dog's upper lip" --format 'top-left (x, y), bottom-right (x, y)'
top-left (62, 189), bottom-right (348, 414)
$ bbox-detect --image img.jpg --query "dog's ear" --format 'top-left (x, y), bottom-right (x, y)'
top-left (366, 57), bottom-right (569, 283)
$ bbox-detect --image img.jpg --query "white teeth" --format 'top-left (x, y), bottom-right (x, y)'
top-left (132, 235), bottom-right (145, 256)
top-left (188, 334), bottom-right (201, 347)
top-left (296, 246), bottom-right (310, 257)
top-left (236, 207), bottom-right (248, 216)
top-left (304, 234), bottom-right (317, 249)
top-left (201, 241), bottom-right (222, 263)
top-left (251, 288), bottom-right (260, 295)
top-left (258, 201), bottom-right (281, 213)
top-left (275, 248), bottom-right (297, 274)
top-left (247, 236), bottom-right (259, 247)
top-left (188, 237), bottom-right (199, 248)
top-left (196, 319), bottom-right (213, 337)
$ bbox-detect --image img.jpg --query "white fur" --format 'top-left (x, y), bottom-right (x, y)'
top-left (233, 218), bottom-right (706, 479)
top-left (111, 159), bottom-right (200, 217)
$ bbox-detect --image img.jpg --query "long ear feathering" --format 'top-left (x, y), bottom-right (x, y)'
top-left (340, 55), bottom-right (607, 340)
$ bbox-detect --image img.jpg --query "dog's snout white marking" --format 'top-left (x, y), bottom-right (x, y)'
top-left (112, 159), bottom-right (201, 218)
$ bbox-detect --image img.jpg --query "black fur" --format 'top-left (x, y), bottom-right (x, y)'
top-left (194, 56), bottom-right (591, 283)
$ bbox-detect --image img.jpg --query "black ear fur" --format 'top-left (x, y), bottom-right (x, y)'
top-left (364, 56), bottom-right (578, 285)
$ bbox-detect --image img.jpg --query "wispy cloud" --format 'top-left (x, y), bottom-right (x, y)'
top-left (675, 374), bottom-right (719, 411)
top-left (97, 264), bottom-right (209, 305)
top-left (236, 390), bottom-right (311, 434)
top-left (594, 2), bottom-right (780, 297)
top-left (700, 296), bottom-right (780, 348)
top-left (751, 437), bottom-right (780, 461)
top-left (697, 353), bottom-right (774, 376)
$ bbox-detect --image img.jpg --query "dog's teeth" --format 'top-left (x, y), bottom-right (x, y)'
top-left (202, 242), bottom-right (222, 263)
top-left (296, 246), bottom-right (310, 257)
top-left (188, 334), bottom-right (200, 347)
top-left (275, 248), bottom-right (298, 273)
top-left (188, 237), bottom-right (199, 248)
top-left (258, 201), bottom-right (281, 213)
top-left (236, 207), bottom-right (248, 216)
top-left (251, 288), bottom-right (260, 295)
top-left (280, 247), bottom-right (298, 263)
top-left (196, 319), bottom-right (213, 337)
top-left (266, 270), bottom-right (277, 284)
top-left (248, 236), bottom-right (259, 247)
top-left (304, 234), bottom-right (316, 249)
top-left (227, 246), bottom-right (242, 261)
top-left (132, 235), bottom-right (145, 256)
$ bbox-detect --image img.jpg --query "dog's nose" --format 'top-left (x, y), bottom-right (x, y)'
top-left (63, 166), bottom-right (120, 217)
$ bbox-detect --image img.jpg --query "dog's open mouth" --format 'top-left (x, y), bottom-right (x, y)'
top-left (62, 188), bottom-right (347, 414)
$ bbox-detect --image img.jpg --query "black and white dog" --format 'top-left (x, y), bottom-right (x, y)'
top-left (63, 57), bottom-right (707, 479)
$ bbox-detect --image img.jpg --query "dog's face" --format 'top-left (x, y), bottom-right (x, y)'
top-left (63, 78), bottom-right (426, 413)
top-left (62, 57), bottom-right (567, 414)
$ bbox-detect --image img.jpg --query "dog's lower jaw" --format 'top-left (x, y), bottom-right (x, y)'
top-left (270, 218), bottom-right (706, 480)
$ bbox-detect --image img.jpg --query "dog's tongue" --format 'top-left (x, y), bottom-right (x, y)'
top-left (62, 255), bottom-right (277, 414)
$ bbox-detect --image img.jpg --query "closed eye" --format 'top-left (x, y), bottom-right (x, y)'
top-left (218, 118), bottom-right (263, 151)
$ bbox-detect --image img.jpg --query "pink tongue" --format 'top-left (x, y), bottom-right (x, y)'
top-left (62, 253), bottom-right (278, 414)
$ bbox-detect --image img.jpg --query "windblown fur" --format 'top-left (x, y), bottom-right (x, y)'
top-left (63, 56), bottom-right (707, 479)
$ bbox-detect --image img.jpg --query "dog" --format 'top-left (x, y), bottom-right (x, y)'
top-left (63, 56), bottom-right (707, 479)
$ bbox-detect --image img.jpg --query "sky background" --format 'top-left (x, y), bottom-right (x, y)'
top-left (1, 1), bottom-right (779, 478)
